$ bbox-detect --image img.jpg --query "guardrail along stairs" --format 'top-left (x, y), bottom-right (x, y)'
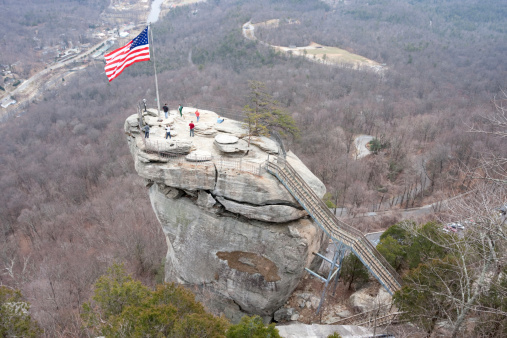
top-left (266, 157), bottom-right (402, 295)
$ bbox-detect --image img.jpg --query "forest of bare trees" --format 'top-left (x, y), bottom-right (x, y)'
top-left (0, 0), bottom-right (505, 335)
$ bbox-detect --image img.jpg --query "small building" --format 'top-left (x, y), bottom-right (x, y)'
top-left (1, 97), bottom-right (17, 109)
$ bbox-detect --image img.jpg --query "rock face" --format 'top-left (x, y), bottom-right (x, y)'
top-left (349, 287), bottom-right (392, 313)
top-left (125, 108), bottom-right (327, 320)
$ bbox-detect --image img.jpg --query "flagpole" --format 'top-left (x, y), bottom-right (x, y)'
top-left (149, 24), bottom-right (161, 116)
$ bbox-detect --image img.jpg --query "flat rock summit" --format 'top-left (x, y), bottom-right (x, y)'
top-left (125, 106), bottom-right (327, 321)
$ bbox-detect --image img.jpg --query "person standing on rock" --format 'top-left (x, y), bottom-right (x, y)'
top-left (178, 104), bottom-right (183, 117)
top-left (165, 124), bottom-right (171, 139)
top-left (195, 110), bottom-right (200, 122)
top-left (143, 124), bottom-right (150, 138)
top-left (163, 103), bottom-right (169, 119)
top-left (189, 121), bottom-right (195, 137)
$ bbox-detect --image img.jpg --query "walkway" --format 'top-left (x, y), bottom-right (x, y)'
top-left (266, 157), bottom-right (402, 295)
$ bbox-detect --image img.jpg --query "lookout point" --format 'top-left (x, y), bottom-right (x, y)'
top-left (124, 105), bottom-right (401, 322)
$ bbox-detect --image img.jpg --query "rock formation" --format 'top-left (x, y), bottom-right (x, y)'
top-left (125, 107), bottom-right (327, 321)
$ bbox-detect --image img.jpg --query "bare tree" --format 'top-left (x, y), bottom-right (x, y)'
top-left (465, 91), bottom-right (507, 185)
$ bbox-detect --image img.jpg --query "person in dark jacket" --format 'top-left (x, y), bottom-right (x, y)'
top-left (163, 103), bottom-right (169, 119)
top-left (143, 124), bottom-right (150, 138)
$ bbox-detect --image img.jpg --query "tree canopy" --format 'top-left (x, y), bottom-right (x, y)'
top-left (82, 264), bottom-right (230, 337)
top-left (384, 199), bottom-right (506, 337)
top-left (82, 264), bottom-right (282, 337)
top-left (243, 81), bottom-right (300, 146)
top-left (377, 221), bottom-right (448, 272)
top-left (0, 286), bottom-right (41, 338)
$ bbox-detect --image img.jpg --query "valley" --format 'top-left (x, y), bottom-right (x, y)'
top-left (0, 0), bottom-right (505, 336)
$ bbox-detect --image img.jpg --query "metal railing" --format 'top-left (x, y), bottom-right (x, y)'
top-left (266, 157), bottom-right (402, 294)
top-left (142, 139), bottom-right (264, 176)
top-left (330, 303), bottom-right (404, 327)
top-left (269, 130), bottom-right (287, 158)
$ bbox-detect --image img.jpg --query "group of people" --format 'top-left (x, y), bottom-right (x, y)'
top-left (162, 103), bottom-right (185, 119)
top-left (142, 104), bottom-right (225, 139)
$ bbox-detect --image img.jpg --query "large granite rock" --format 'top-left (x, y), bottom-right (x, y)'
top-left (215, 119), bottom-right (249, 136)
top-left (247, 136), bottom-right (279, 154)
top-left (215, 134), bottom-right (239, 144)
top-left (194, 122), bottom-right (217, 136)
top-left (214, 139), bottom-right (249, 154)
top-left (349, 287), bottom-right (392, 313)
top-left (150, 183), bottom-right (323, 316)
top-left (124, 114), bottom-right (140, 134)
top-left (125, 108), bottom-right (327, 320)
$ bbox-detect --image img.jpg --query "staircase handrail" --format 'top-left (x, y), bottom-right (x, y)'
top-left (266, 158), bottom-right (403, 289)
top-left (281, 160), bottom-right (402, 287)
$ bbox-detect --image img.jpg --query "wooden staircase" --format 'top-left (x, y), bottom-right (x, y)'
top-left (266, 158), bottom-right (402, 295)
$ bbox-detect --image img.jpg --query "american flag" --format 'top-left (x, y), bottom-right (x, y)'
top-left (104, 26), bottom-right (150, 82)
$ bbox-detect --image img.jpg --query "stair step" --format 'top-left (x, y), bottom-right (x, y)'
top-left (271, 160), bottom-right (402, 293)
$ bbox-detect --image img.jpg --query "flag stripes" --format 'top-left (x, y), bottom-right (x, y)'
top-left (104, 26), bottom-right (150, 82)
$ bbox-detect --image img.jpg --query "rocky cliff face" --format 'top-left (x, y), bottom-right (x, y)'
top-left (125, 107), bottom-right (327, 321)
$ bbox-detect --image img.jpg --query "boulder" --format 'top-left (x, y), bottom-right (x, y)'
top-left (214, 139), bottom-right (249, 154)
top-left (274, 307), bottom-right (297, 322)
top-left (143, 108), bottom-right (159, 117)
top-left (349, 287), bottom-right (391, 314)
top-left (310, 296), bottom-right (321, 309)
top-left (216, 196), bottom-right (307, 222)
top-left (194, 123), bottom-right (217, 136)
top-left (124, 114), bottom-right (140, 133)
top-left (322, 304), bottom-right (353, 323)
top-left (248, 136), bottom-right (279, 154)
top-left (337, 309), bottom-right (353, 318)
top-left (197, 190), bottom-right (216, 208)
top-left (215, 119), bottom-right (249, 137)
top-left (144, 115), bottom-right (162, 125)
top-left (215, 134), bottom-right (239, 144)
top-left (349, 289), bottom-right (375, 313)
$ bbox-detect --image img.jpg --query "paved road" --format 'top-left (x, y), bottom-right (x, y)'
top-left (1, 38), bottom-right (110, 120)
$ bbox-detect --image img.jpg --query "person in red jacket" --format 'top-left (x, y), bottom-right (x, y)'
top-left (195, 110), bottom-right (200, 122)
top-left (189, 121), bottom-right (195, 137)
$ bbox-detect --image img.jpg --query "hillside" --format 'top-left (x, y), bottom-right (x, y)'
top-left (0, 0), bottom-right (505, 335)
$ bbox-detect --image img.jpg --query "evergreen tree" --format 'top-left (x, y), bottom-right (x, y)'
top-left (226, 315), bottom-right (281, 338)
top-left (243, 81), bottom-right (299, 146)
top-left (340, 253), bottom-right (370, 290)
top-left (0, 286), bottom-right (41, 338)
top-left (82, 263), bottom-right (229, 337)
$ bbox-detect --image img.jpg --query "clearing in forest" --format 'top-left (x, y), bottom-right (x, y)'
top-left (245, 20), bottom-right (384, 72)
